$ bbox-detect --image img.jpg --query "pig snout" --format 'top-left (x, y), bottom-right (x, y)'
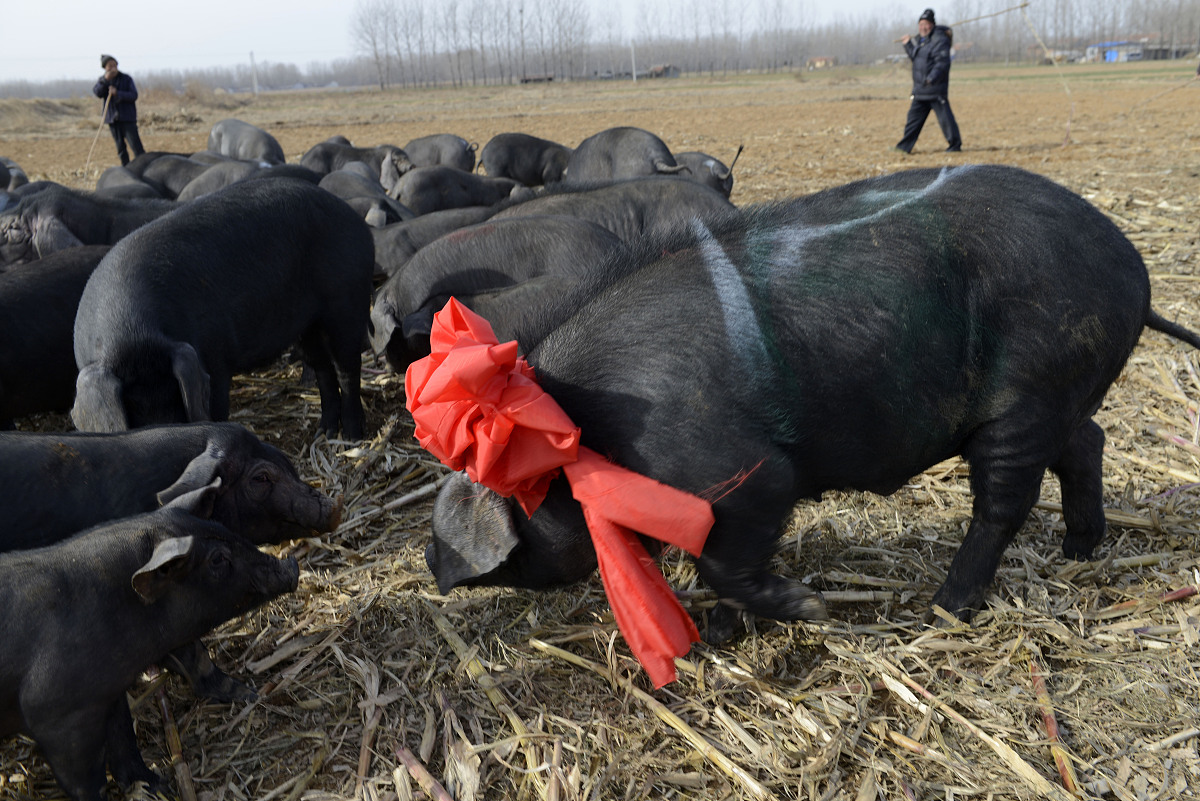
top-left (257, 555), bottom-right (300, 597)
top-left (325, 494), bottom-right (344, 532)
top-left (299, 488), bottom-right (341, 534)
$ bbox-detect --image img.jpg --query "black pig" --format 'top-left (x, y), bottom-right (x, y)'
top-left (0, 184), bottom-right (174, 264)
top-left (71, 177), bottom-right (374, 439)
top-left (479, 132), bottom-right (572, 186)
top-left (371, 206), bottom-right (497, 278)
top-left (0, 245), bottom-right (110, 428)
top-left (0, 488), bottom-right (299, 801)
top-left (427, 164), bottom-right (1200, 630)
top-left (391, 166), bottom-right (523, 215)
top-left (563, 126), bottom-right (687, 183)
top-left (0, 422), bottom-right (341, 549)
top-left (491, 176), bottom-right (735, 247)
top-left (0, 422), bottom-right (339, 700)
top-left (369, 215), bottom-right (629, 369)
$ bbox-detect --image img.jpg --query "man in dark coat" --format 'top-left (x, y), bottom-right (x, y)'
top-left (894, 9), bottom-right (962, 153)
top-left (93, 54), bottom-right (146, 166)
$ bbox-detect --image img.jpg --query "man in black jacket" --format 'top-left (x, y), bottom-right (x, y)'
top-left (93, 54), bottom-right (146, 166)
top-left (894, 9), bottom-right (961, 153)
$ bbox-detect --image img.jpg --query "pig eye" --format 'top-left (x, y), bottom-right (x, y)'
top-left (209, 549), bottom-right (232, 576)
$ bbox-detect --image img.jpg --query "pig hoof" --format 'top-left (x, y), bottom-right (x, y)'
top-left (703, 603), bottom-right (747, 645)
top-left (1060, 537), bottom-right (1097, 562)
top-left (922, 601), bottom-right (976, 628)
top-left (194, 674), bottom-right (258, 704)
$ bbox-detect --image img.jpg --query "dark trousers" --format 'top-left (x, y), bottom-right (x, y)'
top-left (108, 120), bottom-right (145, 166)
top-left (896, 96), bottom-right (961, 153)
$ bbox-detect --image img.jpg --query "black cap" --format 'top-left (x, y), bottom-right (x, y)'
top-left (919, 8), bottom-right (935, 23)
top-left (101, 54), bottom-right (116, 67)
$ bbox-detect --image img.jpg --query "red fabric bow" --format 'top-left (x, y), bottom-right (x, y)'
top-left (406, 298), bottom-right (714, 687)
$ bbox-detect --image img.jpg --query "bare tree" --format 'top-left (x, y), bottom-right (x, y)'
top-left (352, 0), bottom-right (393, 89)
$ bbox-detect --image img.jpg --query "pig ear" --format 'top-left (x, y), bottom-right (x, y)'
top-left (401, 307), bottom-right (434, 341)
top-left (379, 156), bottom-right (404, 198)
top-left (157, 444), bottom-right (224, 506)
top-left (71, 364), bottom-right (128, 432)
top-left (430, 478), bottom-right (520, 592)
top-left (368, 301), bottom-right (399, 356)
top-left (170, 342), bottom-right (211, 422)
top-left (31, 215), bottom-right (84, 259)
top-left (161, 476), bottom-right (222, 518)
top-left (132, 535), bottom-right (196, 603)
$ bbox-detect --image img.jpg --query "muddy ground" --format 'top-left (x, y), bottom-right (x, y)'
top-left (2, 61), bottom-right (1200, 801)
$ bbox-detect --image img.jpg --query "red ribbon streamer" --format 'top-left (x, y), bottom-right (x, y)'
top-left (406, 298), bottom-right (714, 687)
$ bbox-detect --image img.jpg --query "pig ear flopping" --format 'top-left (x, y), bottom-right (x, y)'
top-left (157, 444), bottom-right (225, 506)
top-left (160, 476), bottom-right (222, 518)
top-left (171, 342), bottom-right (211, 422)
top-left (71, 364), bottom-right (128, 432)
top-left (31, 215), bottom-right (85, 259)
top-left (430, 474), bottom-right (520, 593)
top-left (132, 535), bottom-right (197, 603)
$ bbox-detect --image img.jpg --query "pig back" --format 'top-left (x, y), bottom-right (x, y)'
top-left (74, 177), bottom-right (373, 372)
top-left (527, 165), bottom-right (1151, 501)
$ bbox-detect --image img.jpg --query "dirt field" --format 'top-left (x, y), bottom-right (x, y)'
top-left (2, 62), bottom-right (1200, 801)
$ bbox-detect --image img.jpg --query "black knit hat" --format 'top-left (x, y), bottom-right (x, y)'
top-left (101, 54), bottom-right (116, 67)
top-left (919, 8), bottom-right (935, 23)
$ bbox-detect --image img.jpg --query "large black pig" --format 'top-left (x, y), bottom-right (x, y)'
top-left (71, 177), bottom-right (374, 439)
top-left (426, 164), bottom-right (1200, 630)
top-left (0, 487), bottom-right (299, 801)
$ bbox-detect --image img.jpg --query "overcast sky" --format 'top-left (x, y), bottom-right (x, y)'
top-left (3, 0), bottom-right (914, 84)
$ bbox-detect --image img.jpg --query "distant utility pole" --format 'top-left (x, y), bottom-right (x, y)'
top-left (520, 5), bottom-right (526, 81)
top-left (250, 51), bottom-right (259, 96)
top-left (631, 40), bottom-right (636, 83)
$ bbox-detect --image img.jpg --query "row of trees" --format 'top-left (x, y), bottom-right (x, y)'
top-left (348, 0), bottom-right (1200, 89)
top-left (2, 0), bottom-right (1198, 99)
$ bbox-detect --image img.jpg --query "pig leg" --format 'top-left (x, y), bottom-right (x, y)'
top-left (163, 639), bottom-right (256, 703)
top-left (296, 330), bottom-right (344, 438)
top-left (24, 703), bottom-right (111, 801)
top-left (326, 328), bottom-right (367, 441)
top-left (103, 696), bottom-right (163, 792)
top-left (207, 372), bottom-right (232, 422)
top-left (693, 468), bottom-right (828, 633)
top-left (297, 328), bottom-right (365, 440)
top-left (1052, 420), bottom-right (1108, 560)
top-left (931, 428), bottom-right (1050, 619)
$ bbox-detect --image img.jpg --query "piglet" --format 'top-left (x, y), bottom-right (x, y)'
top-left (0, 485), bottom-right (299, 801)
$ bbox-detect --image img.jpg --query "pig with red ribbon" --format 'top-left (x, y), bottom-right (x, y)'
top-left (414, 164), bottom-right (1200, 685)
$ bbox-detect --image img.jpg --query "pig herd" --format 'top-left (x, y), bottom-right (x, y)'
top-left (1, 116), bottom-right (1197, 801)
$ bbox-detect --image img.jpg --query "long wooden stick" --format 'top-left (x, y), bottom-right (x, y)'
top-left (893, 3), bottom-right (1030, 41)
top-left (84, 94), bottom-right (110, 174)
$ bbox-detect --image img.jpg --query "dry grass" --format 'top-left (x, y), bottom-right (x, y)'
top-left (2, 64), bottom-right (1199, 801)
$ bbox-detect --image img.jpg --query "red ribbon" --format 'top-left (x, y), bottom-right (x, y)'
top-left (406, 298), bottom-right (714, 687)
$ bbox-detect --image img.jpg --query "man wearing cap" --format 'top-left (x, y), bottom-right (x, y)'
top-left (894, 8), bottom-right (962, 154)
top-left (93, 55), bottom-right (145, 166)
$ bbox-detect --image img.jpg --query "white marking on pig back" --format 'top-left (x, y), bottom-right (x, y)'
top-left (771, 165), bottom-right (971, 262)
top-left (692, 218), bottom-right (771, 374)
